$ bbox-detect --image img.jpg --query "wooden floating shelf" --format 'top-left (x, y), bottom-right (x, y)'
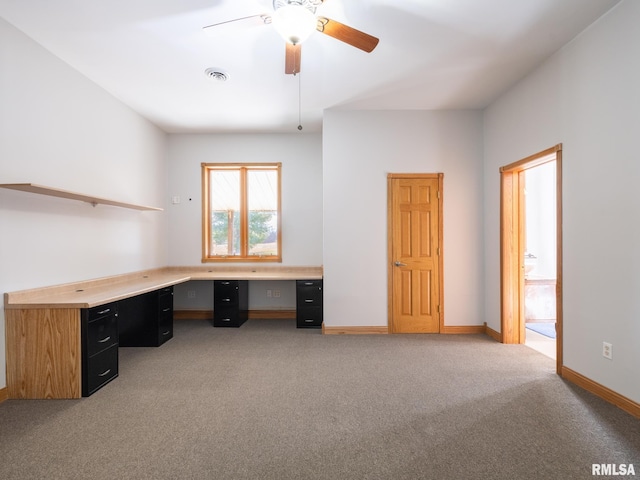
top-left (0, 183), bottom-right (163, 211)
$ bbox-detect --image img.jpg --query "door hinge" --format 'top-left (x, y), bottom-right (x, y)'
top-left (437, 305), bottom-right (440, 313)
top-left (437, 190), bottom-right (441, 199)
top-left (437, 247), bottom-right (440, 256)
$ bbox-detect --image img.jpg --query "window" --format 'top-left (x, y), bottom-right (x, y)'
top-left (202, 163), bottom-right (281, 262)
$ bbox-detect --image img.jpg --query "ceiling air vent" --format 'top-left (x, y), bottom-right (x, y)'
top-left (204, 68), bottom-right (229, 82)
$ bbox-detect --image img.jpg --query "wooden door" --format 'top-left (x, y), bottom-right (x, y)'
top-left (388, 174), bottom-right (443, 333)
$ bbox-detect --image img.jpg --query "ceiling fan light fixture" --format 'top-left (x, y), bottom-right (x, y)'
top-left (272, 5), bottom-right (317, 45)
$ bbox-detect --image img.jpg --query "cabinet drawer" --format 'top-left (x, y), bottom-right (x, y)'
top-left (214, 281), bottom-right (243, 305)
top-left (87, 303), bottom-right (117, 322)
top-left (158, 313), bottom-right (173, 345)
top-left (296, 289), bottom-right (322, 307)
top-left (86, 313), bottom-right (118, 357)
top-left (214, 280), bottom-right (240, 296)
top-left (213, 307), bottom-right (247, 327)
top-left (158, 286), bottom-right (173, 295)
top-left (296, 280), bottom-right (322, 304)
top-left (297, 280), bottom-right (322, 289)
top-left (158, 292), bottom-right (173, 312)
top-left (83, 345), bottom-right (118, 397)
top-left (297, 306), bottom-right (323, 328)
top-left (214, 293), bottom-right (240, 307)
top-left (158, 302), bottom-right (173, 318)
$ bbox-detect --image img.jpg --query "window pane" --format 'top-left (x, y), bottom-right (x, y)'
top-left (210, 170), bottom-right (240, 256)
top-left (247, 169), bottom-right (278, 256)
top-left (202, 163), bottom-right (281, 262)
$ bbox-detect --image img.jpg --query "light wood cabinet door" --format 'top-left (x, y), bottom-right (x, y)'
top-left (6, 308), bottom-right (82, 398)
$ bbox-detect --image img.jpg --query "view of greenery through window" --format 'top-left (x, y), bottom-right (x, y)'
top-left (202, 164), bottom-right (281, 261)
top-left (210, 210), bottom-right (277, 255)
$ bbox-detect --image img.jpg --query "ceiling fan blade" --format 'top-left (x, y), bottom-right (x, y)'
top-left (203, 14), bottom-right (271, 36)
top-left (316, 17), bottom-right (379, 53)
top-left (285, 43), bottom-right (302, 75)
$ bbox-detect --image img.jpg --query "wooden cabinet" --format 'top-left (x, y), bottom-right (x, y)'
top-left (81, 303), bottom-right (119, 397)
top-left (6, 287), bottom-right (174, 399)
top-left (296, 280), bottom-right (323, 328)
top-left (213, 280), bottom-right (248, 327)
top-left (6, 308), bottom-right (83, 399)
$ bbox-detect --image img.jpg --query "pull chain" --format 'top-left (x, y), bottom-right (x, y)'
top-left (297, 72), bottom-right (303, 131)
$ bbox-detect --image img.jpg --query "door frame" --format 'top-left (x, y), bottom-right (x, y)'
top-left (500, 144), bottom-right (563, 374)
top-left (387, 173), bottom-right (444, 333)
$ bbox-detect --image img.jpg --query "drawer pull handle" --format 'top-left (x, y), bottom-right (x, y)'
top-left (221, 281), bottom-right (230, 285)
top-left (162, 308), bottom-right (171, 312)
top-left (304, 282), bottom-right (314, 285)
top-left (162, 330), bottom-right (171, 336)
top-left (221, 298), bottom-right (231, 302)
top-left (221, 318), bottom-right (231, 322)
top-left (96, 308), bottom-right (111, 315)
top-left (304, 319), bottom-right (314, 323)
top-left (305, 299), bottom-right (314, 303)
top-left (98, 369), bottom-right (111, 377)
top-left (98, 336), bottom-right (111, 343)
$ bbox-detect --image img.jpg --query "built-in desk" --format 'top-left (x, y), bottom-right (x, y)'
top-left (4, 266), bottom-right (322, 399)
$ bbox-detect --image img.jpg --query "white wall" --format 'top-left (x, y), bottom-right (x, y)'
top-left (483, 0), bottom-right (640, 402)
top-left (166, 133), bottom-right (322, 310)
top-left (323, 110), bottom-right (484, 328)
top-left (0, 19), bottom-right (168, 390)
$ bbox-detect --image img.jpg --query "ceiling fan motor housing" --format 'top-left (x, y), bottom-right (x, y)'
top-left (273, 0), bottom-right (323, 14)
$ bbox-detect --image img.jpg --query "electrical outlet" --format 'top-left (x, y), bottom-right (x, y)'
top-left (187, 290), bottom-right (196, 299)
top-left (602, 342), bottom-right (612, 360)
top-left (274, 290), bottom-right (281, 298)
top-left (266, 289), bottom-right (272, 298)
top-left (172, 195), bottom-right (180, 204)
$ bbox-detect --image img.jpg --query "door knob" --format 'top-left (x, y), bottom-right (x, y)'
top-left (394, 261), bottom-right (407, 267)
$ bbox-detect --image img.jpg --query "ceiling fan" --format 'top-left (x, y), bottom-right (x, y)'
top-left (203, 0), bottom-right (379, 75)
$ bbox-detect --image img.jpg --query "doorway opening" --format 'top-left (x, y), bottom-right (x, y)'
top-left (500, 145), bottom-right (563, 374)
top-left (523, 161), bottom-right (557, 360)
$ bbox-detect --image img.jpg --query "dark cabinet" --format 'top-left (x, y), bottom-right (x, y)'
top-left (80, 287), bottom-right (173, 397)
top-left (81, 303), bottom-right (119, 397)
top-left (119, 287), bottom-right (174, 347)
top-left (296, 280), bottom-right (323, 328)
top-left (214, 280), bottom-right (248, 327)
top-left (157, 286), bottom-right (174, 345)
top-left (118, 291), bottom-right (155, 346)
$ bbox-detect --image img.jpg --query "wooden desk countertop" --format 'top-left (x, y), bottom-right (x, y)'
top-left (4, 266), bottom-right (323, 309)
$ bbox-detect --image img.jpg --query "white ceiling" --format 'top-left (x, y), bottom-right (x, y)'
top-left (0, 0), bottom-right (621, 133)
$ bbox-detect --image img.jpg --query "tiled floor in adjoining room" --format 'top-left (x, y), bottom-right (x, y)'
top-left (525, 327), bottom-right (556, 360)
